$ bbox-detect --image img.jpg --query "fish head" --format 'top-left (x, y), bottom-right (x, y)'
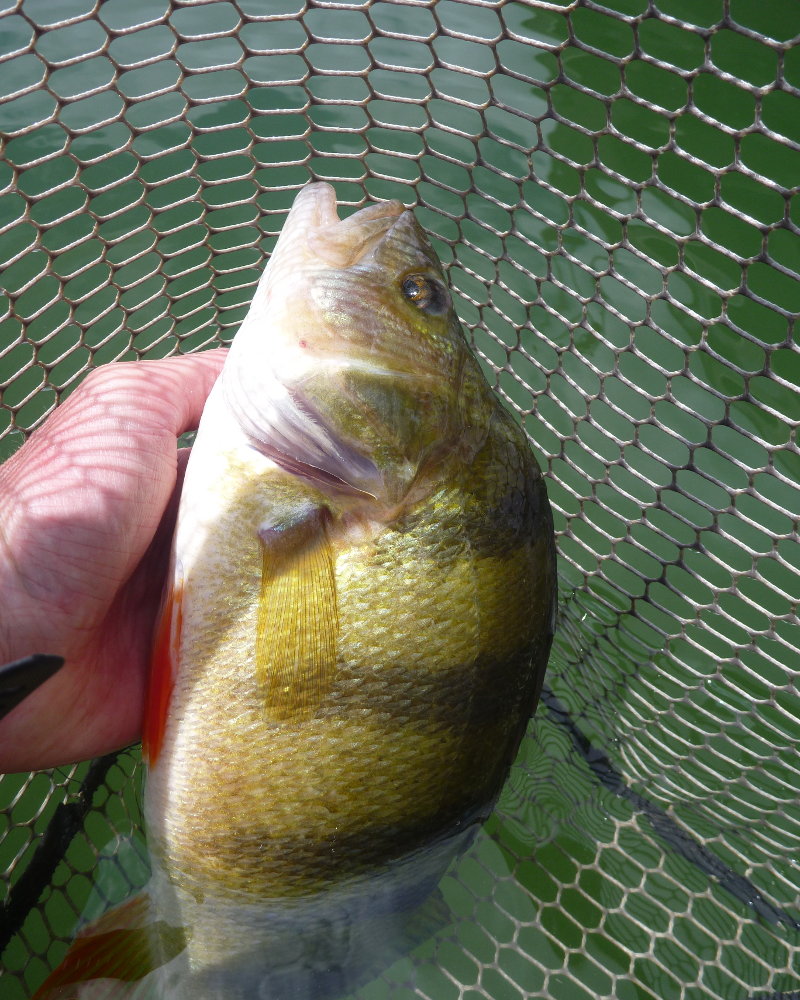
top-left (223, 183), bottom-right (490, 508)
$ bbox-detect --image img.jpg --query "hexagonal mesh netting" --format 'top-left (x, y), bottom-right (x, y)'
top-left (1, 1), bottom-right (799, 998)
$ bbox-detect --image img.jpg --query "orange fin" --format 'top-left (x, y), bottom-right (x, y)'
top-left (142, 578), bottom-right (183, 766)
top-left (256, 506), bottom-right (338, 722)
top-left (31, 894), bottom-right (187, 999)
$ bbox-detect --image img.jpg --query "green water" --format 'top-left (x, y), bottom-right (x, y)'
top-left (1, 1), bottom-right (799, 997)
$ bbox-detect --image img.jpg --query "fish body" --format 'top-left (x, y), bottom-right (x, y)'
top-left (35, 184), bottom-right (556, 999)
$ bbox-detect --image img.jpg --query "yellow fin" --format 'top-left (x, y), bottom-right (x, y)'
top-left (256, 506), bottom-right (338, 722)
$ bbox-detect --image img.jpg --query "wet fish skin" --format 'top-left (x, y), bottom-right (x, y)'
top-left (34, 183), bottom-right (556, 999)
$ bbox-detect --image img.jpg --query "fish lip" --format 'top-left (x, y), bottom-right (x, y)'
top-left (297, 181), bottom-right (405, 228)
top-left (293, 182), bottom-right (408, 268)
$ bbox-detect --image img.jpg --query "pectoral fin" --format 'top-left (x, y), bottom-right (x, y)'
top-left (256, 506), bottom-right (338, 722)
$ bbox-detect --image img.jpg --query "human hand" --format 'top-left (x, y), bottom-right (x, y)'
top-left (0, 351), bottom-right (227, 772)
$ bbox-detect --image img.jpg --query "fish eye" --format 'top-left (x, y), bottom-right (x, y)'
top-left (400, 274), bottom-right (449, 316)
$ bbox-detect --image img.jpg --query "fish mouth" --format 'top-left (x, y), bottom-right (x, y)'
top-left (287, 182), bottom-right (407, 268)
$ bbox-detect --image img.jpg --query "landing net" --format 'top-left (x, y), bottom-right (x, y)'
top-left (1, 2), bottom-right (798, 998)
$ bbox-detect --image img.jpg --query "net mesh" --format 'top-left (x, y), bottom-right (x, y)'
top-left (1, 1), bottom-right (799, 997)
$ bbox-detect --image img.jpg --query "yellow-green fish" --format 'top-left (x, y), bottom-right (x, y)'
top-left (35, 183), bottom-right (556, 999)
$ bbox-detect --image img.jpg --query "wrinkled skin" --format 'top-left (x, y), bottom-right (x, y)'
top-left (0, 351), bottom-right (227, 772)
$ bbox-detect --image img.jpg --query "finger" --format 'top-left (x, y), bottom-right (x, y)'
top-left (0, 351), bottom-right (228, 628)
top-left (72, 349), bottom-right (229, 443)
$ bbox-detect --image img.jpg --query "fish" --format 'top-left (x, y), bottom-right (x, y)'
top-left (33, 182), bottom-right (557, 999)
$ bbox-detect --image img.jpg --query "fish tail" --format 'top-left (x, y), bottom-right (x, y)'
top-left (31, 893), bottom-right (186, 1000)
